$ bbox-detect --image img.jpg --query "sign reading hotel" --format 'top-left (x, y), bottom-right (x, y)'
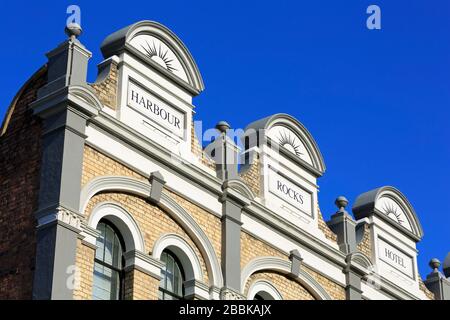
top-left (268, 167), bottom-right (313, 217)
top-left (127, 81), bottom-right (186, 139)
top-left (378, 238), bottom-right (414, 279)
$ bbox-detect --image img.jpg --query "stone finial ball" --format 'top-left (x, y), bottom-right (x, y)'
top-left (215, 121), bottom-right (230, 133)
top-left (335, 196), bottom-right (349, 209)
top-left (65, 22), bottom-right (83, 38)
top-left (429, 258), bottom-right (441, 270)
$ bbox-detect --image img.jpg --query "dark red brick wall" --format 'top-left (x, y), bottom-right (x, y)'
top-left (0, 67), bottom-right (46, 299)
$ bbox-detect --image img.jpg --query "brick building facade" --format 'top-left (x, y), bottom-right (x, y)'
top-left (0, 20), bottom-right (449, 300)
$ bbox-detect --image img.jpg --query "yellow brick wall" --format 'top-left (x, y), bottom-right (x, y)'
top-left (90, 61), bottom-right (118, 110)
top-left (356, 223), bottom-right (372, 259)
top-left (317, 208), bottom-right (338, 243)
top-left (240, 153), bottom-right (261, 197)
top-left (73, 240), bottom-right (95, 300)
top-left (81, 146), bottom-right (145, 187)
top-left (123, 268), bottom-right (160, 300)
top-left (244, 271), bottom-right (315, 300)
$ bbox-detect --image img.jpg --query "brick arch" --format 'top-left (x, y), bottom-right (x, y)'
top-left (241, 256), bottom-right (332, 300)
top-left (80, 175), bottom-right (223, 288)
top-left (245, 271), bottom-right (315, 300)
top-left (84, 191), bottom-right (210, 285)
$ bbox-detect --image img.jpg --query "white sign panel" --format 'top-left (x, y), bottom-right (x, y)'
top-left (378, 238), bottom-right (414, 279)
top-left (127, 81), bottom-right (186, 139)
top-left (268, 167), bottom-right (313, 217)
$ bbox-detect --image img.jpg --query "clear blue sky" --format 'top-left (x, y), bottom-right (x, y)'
top-left (0, 1), bottom-right (448, 279)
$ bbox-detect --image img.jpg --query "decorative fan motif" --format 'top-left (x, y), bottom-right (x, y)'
top-left (278, 130), bottom-right (302, 157)
top-left (141, 41), bottom-right (178, 73)
top-left (382, 201), bottom-right (405, 224)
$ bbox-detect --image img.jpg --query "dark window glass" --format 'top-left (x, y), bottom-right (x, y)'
top-left (92, 221), bottom-right (125, 300)
top-left (158, 250), bottom-right (185, 300)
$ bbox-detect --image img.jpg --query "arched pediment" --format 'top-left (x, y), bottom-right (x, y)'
top-left (244, 113), bottom-right (326, 176)
top-left (352, 186), bottom-right (424, 241)
top-left (101, 20), bottom-right (204, 95)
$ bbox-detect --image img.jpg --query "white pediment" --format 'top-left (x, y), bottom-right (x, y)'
top-left (130, 35), bottom-right (188, 82)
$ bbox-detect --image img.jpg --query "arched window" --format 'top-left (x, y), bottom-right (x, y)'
top-left (158, 250), bottom-right (185, 300)
top-left (92, 220), bottom-right (125, 300)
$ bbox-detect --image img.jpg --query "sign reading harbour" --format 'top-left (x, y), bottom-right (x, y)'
top-left (127, 81), bottom-right (185, 138)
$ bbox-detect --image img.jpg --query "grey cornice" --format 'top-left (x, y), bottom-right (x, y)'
top-left (352, 186), bottom-right (423, 242)
top-left (244, 201), bottom-right (347, 268)
top-left (30, 85), bottom-right (101, 120)
top-left (90, 111), bottom-right (223, 195)
top-left (376, 276), bottom-right (423, 300)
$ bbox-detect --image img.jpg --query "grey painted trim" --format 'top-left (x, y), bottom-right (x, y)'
top-left (244, 203), bottom-right (347, 268)
top-left (223, 179), bottom-right (255, 201)
top-left (345, 270), bottom-right (363, 300)
top-left (88, 201), bottom-right (146, 252)
top-left (123, 249), bottom-right (164, 281)
top-left (247, 280), bottom-right (283, 300)
top-left (32, 220), bottom-right (79, 300)
top-left (240, 256), bottom-right (332, 300)
top-left (148, 171), bottom-right (166, 204)
top-left (100, 20), bottom-right (204, 94)
top-left (444, 252), bottom-right (450, 278)
top-left (79, 175), bottom-right (223, 288)
top-left (220, 191), bottom-right (244, 291)
top-left (241, 228), bottom-right (347, 288)
top-left (184, 279), bottom-right (210, 300)
top-left (152, 233), bottom-right (204, 282)
top-left (31, 85), bottom-right (98, 299)
top-left (352, 186), bottom-right (424, 241)
top-left (289, 249), bottom-right (303, 277)
top-left (327, 211), bottom-right (357, 254)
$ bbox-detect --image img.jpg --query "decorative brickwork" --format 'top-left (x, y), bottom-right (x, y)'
top-left (0, 67), bottom-right (46, 299)
top-left (356, 223), bottom-right (372, 259)
top-left (73, 240), bottom-right (95, 300)
top-left (90, 61), bottom-right (118, 110)
top-left (244, 271), bottom-right (315, 300)
top-left (240, 153), bottom-right (261, 197)
top-left (317, 208), bottom-right (338, 243)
